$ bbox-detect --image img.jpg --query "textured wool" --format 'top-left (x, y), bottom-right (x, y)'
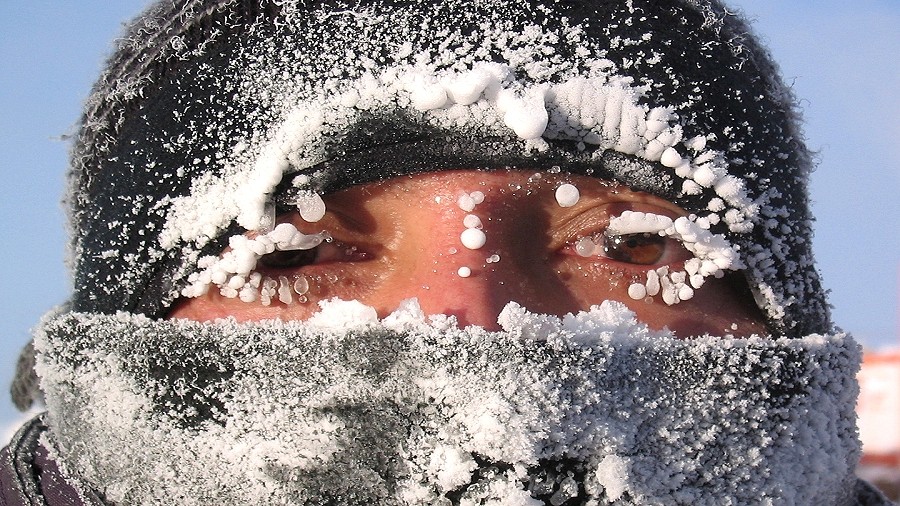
top-left (32, 304), bottom-right (864, 505)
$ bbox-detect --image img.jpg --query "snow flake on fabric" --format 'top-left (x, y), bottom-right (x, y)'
top-left (35, 301), bottom-right (861, 505)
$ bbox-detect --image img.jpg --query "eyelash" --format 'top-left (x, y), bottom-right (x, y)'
top-left (570, 231), bottom-right (692, 267)
top-left (246, 239), bottom-right (372, 305)
top-left (564, 210), bottom-right (744, 306)
top-left (257, 240), bottom-right (368, 271)
top-left (183, 200), bottom-right (737, 310)
top-left (180, 220), bottom-right (372, 304)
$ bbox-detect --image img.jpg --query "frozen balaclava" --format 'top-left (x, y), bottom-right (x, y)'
top-left (23, 0), bottom-right (876, 504)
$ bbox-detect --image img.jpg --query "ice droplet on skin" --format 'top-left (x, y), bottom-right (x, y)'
top-left (575, 236), bottom-right (597, 257)
top-left (293, 276), bottom-right (309, 295)
top-left (645, 270), bottom-right (661, 296)
top-left (259, 202), bottom-right (276, 233)
top-left (463, 214), bottom-right (482, 229)
top-left (555, 183), bottom-right (580, 207)
top-left (690, 274), bottom-right (705, 289)
top-left (457, 266), bottom-right (472, 278)
top-left (460, 228), bottom-right (487, 249)
top-left (269, 223), bottom-right (297, 244)
top-left (295, 191), bottom-right (326, 222)
top-left (290, 232), bottom-right (326, 250)
top-left (627, 283), bottom-right (647, 300)
top-left (278, 276), bottom-right (293, 304)
top-left (211, 269), bottom-right (228, 285)
top-left (238, 285), bottom-right (257, 303)
top-left (458, 194), bottom-right (476, 212)
top-left (227, 275), bottom-right (245, 290)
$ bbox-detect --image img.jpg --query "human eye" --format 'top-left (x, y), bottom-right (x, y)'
top-left (600, 232), bottom-right (672, 265)
top-left (257, 239), bottom-right (368, 271)
top-left (563, 206), bottom-right (745, 306)
top-left (180, 218), bottom-right (371, 306)
top-left (567, 208), bottom-right (693, 268)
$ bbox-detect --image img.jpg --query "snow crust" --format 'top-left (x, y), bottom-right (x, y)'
top-left (160, 61), bottom-right (755, 251)
top-left (62, 0), bottom-right (828, 333)
top-left (554, 183), bottom-right (580, 208)
top-left (150, 9), bottom-right (766, 319)
top-left (35, 302), bottom-right (861, 505)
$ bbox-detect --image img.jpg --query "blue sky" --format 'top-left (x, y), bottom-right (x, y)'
top-left (1, 1), bottom-right (898, 438)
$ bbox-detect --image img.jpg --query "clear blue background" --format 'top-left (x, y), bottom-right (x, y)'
top-left (2, 1), bottom-right (898, 440)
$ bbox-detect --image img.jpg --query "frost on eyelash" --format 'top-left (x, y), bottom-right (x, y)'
top-left (291, 190), bottom-right (327, 223)
top-left (602, 211), bottom-right (743, 306)
top-left (457, 191), bottom-right (485, 213)
top-left (181, 223), bottom-right (327, 303)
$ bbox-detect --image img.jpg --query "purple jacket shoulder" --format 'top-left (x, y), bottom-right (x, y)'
top-left (1, 415), bottom-right (895, 505)
top-left (1, 415), bottom-right (103, 506)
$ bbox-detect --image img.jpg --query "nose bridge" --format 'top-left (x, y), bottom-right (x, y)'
top-left (412, 238), bottom-right (529, 330)
top-left (403, 185), bottom-right (570, 330)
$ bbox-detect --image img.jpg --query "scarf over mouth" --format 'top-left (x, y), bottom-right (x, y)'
top-left (36, 299), bottom-right (861, 505)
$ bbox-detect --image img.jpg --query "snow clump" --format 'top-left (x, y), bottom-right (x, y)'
top-left (36, 300), bottom-right (861, 505)
top-left (181, 222), bottom-right (328, 304)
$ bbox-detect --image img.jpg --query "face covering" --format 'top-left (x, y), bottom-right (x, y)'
top-left (36, 300), bottom-right (860, 505)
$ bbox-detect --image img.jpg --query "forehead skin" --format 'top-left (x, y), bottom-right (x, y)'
top-left (170, 169), bottom-right (766, 337)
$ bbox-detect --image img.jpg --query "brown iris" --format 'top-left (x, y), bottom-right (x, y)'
top-left (602, 232), bottom-right (666, 265)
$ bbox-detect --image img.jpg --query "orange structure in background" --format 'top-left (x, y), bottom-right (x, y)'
top-left (857, 348), bottom-right (900, 501)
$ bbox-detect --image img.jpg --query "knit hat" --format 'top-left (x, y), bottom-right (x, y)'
top-left (66, 0), bottom-right (826, 336)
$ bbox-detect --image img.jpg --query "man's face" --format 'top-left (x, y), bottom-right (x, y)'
top-left (170, 169), bottom-right (766, 337)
